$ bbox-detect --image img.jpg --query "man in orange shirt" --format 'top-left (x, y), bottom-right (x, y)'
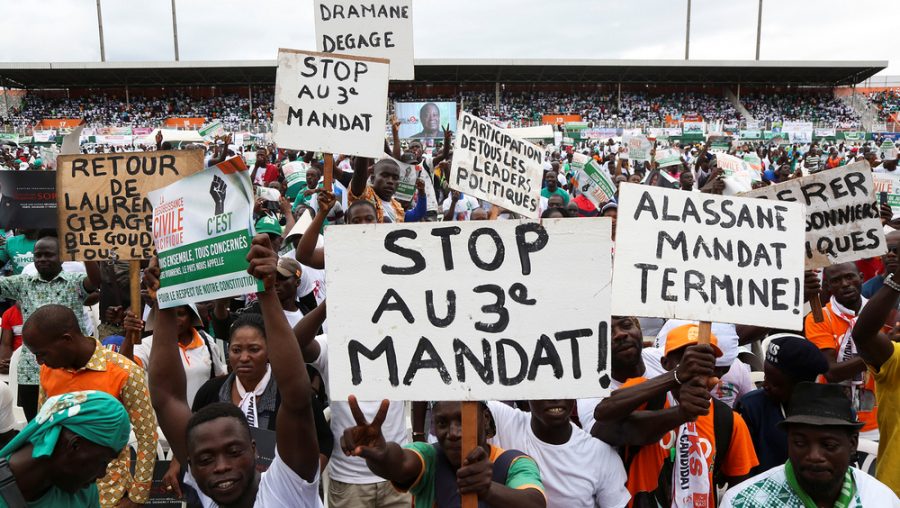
top-left (24, 304), bottom-right (158, 508)
top-left (593, 324), bottom-right (758, 507)
top-left (804, 262), bottom-right (881, 440)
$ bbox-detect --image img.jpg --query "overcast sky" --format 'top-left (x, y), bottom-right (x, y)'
top-left (1, 0), bottom-right (896, 81)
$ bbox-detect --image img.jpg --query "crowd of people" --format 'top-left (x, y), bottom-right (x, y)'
top-left (0, 88), bottom-right (872, 134)
top-left (868, 89), bottom-right (900, 121)
top-left (0, 109), bottom-right (896, 508)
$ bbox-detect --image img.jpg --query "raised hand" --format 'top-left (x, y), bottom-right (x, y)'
top-left (804, 270), bottom-right (822, 303)
top-left (317, 190), bottom-right (337, 216)
top-left (456, 445), bottom-right (493, 497)
top-left (340, 396), bottom-right (389, 461)
top-left (246, 234), bottom-right (278, 291)
top-left (415, 178), bottom-right (426, 194)
top-left (210, 174), bottom-right (227, 215)
top-left (674, 344), bottom-right (717, 385)
top-left (391, 115), bottom-right (401, 131)
top-left (678, 377), bottom-right (712, 422)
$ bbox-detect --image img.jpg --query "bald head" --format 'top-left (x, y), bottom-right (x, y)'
top-left (23, 305), bottom-right (88, 369)
top-left (23, 304), bottom-right (81, 339)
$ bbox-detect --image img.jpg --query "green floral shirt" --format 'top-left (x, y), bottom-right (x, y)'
top-left (0, 271), bottom-right (88, 385)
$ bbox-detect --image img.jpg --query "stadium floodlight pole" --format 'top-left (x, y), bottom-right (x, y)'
top-left (684, 0), bottom-right (691, 60)
top-left (96, 0), bottom-right (106, 62)
top-left (172, 0), bottom-right (180, 61)
top-left (755, 0), bottom-right (763, 60)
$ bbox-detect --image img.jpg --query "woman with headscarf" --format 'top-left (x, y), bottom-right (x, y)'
top-left (0, 390), bottom-right (130, 507)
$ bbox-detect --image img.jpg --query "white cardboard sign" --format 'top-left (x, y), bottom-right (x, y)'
top-left (273, 48), bottom-right (389, 158)
top-left (612, 183), bottom-right (806, 330)
top-left (450, 111), bottom-right (544, 219)
top-left (314, 0), bottom-right (414, 80)
top-left (742, 161), bottom-right (885, 269)
top-left (326, 219), bottom-right (614, 401)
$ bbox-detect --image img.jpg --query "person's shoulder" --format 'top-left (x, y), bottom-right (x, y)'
top-left (852, 467), bottom-right (900, 500)
top-left (569, 421), bottom-right (617, 456)
top-left (736, 387), bottom-right (767, 409)
top-left (720, 465), bottom-right (785, 504)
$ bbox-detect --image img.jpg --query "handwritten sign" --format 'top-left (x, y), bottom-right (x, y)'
top-left (742, 161), bottom-right (885, 269)
top-left (612, 183), bottom-right (805, 330)
top-left (450, 111), bottom-right (543, 218)
top-left (314, 0), bottom-right (414, 80)
top-left (273, 49), bottom-right (389, 158)
top-left (57, 150), bottom-right (205, 261)
top-left (326, 219), bottom-right (613, 401)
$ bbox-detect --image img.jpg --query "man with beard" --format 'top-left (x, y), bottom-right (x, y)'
top-left (721, 383), bottom-right (899, 507)
top-left (804, 262), bottom-right (881, 439)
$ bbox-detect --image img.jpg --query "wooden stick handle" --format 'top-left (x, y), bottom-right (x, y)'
top-left (129, 261), bottom-right (141, 342)
top-left (810, 293), bottom-right (825, 323)
top-left (323, 153), bottom-right (334, 192)
top-left (697, 321), bottom-right (712, 345)
top-left (461, 401), bottom-right (479, 508)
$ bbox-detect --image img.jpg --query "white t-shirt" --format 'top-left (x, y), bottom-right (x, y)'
top-left (487, 401), bottom-right (630, 508)
top-left (654, 319), bottom-right (739, 367)
top-left (283, 309), bottom-right (304, 329)
top-left (441, 194), bottom-right (481, 221)
top-left (21, 261), bottom-right (95, 336)
top-left (133, 334), bottom-right (226, 407)
top-left (0, 383), bottom-right (18, 433)
top-left (712, 360), bottom-right (754, 408)
top-left (185, 451), bottom-right (323, 507)
top-left (576, 348), bottom-right (663, 433)
top-left (310, 335), bottom-right (409, 483)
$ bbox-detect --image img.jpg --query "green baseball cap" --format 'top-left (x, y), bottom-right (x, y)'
top-left (255, 215), bottom-right (283, 236)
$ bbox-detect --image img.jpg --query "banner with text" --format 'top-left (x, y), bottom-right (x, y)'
top-left (315, 0), bottom-right (414, 80)
top-left (450, 111), bottom-right (543, 218)
top-left (873, 172), bottom-right (900, 219)
top-left (742, 161), bottom-right (886, 269)
top-left (0, 171), bottom-right (57, 230)
top-left (571, 152), bottom-right (616, 206)
top-left (149, 157), bottom-right (262, 309)
top-left (273, 49), bottom-right (389, 158)
top-left (325, 219), bottom-right (613, 401)
top-left (612, 183), bottom-right (805, 330)
top-left (57, 150), bottom-right (205, 261)
top-left (622, 134), bottom-right (651, 162)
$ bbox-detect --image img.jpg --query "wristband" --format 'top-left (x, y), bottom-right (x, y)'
top-left (885, 273), bottom-right (900, 293)
top-left (673, 369), bottom-right (683, 385)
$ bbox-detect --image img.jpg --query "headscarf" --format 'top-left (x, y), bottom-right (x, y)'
top-left (0, 391), bottom-right (131, 459)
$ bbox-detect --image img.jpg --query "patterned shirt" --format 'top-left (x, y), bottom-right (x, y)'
top-left (39, 341), bottom-right (158, 506)
top-left (0, 271), bottom-right (89, 386)
top-left (349, 184), bottom-right (405, 223)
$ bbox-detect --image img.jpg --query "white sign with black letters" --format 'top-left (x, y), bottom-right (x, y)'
top-left (326, 219), bottom-right (613, 401)
top-left (314, 0), bottom-right (414, 80)
top-left (612, 183), bottom-right (806, 330)
top-left (273, 48), bottom-right (389, 158)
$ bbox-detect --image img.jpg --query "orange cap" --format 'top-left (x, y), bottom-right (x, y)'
top-left (664, 324), bottom-right (724, 357)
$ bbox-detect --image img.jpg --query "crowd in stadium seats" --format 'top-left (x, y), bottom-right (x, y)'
top-left (740, 92), bottom-right (859, 124)
top-left (0, 88), bottom-right (873, 131)
top-left (868, 90), bottom-right (900, 121)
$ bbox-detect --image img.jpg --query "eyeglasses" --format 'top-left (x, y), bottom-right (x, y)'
top-left (889, 246), bottom-right (899, 254)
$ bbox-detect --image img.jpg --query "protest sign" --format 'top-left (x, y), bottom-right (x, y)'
top-left (199, 120), bottom-right (225, 139)
top-left (0, 171), bottom-right (57, 229)
top-left (881, 139), bottom-right (898, 161)
top-left (273, 49), bottom-right (389, 158)
top-left (325, 219), bottom-right (613, 401)
top-left (149, 157), bottom-right (262, 309)
top-left (873, 171), bottom-right (900, 219)
top-left (612, 183), bottom-right (805, 330)
top-left (742, 161), bottom-right (885, 269)
top-left (622, 134), bottom-right (651, 162)
top-left (716, 152), bottom-right (761, 195)
top-left (450, 111), bottom-right (543, 218)
top-left (571, 152), bottom-right (616, 205)
top-left (57, 149), bottom-right (205, 261)
top-left (314, 0), bottom-right (414, 80)
top-left (393, 157), bottom-right (420, 202)
top-left (655, 148), bottom-right (682, 168)
top-left (282, 160), bottom-right (309, 200)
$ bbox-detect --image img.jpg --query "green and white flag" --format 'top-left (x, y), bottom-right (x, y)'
top-left (199, 120), bottom-right (225, 139)
top-left (571, 153), bottom-right (616, 205)
top-left (882, 140), bottom-right (897, 161)
top-left (655, 148), bottom-right (682, 168)
top-left (282, 161), bottom-right (309, 200)
top-left (150, 156), bottom-right (263, 309)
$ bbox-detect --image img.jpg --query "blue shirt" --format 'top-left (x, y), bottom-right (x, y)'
top-left (735, 388), bottom-right (787, 476)
top-left (862, 274), bottom-right (885, 299)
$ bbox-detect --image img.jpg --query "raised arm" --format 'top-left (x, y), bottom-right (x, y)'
top-left (852, 264), bottom-right (900, 369)
top-left (295, 191), bottom-right (333, 269)
top-left (387, 115), bottom-right (402, 159)
top-left (444, 190), bottom-right (461, 222)
top-left (83, 260), bottom-right (101, 293)
top-left (431, 125), bottom-right (452, 167)
top-left (293, 300), bottom-right (327, 363)
top-left (350, 156), bottom-right (370, 198)
top-left (342, 397), bottom-right (421, 487)
top-left (247, 235), bottom-right (319, 481)
top-left (145, 259), bottom-right (193, 465)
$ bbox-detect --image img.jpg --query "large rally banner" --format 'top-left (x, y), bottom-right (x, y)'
top-left (612, 183), bottom-right (806, 330)
top-left (326, 219), bottom-right (613, 401)
top-left (57, 150), bottom-right (205, 261)
top-left (873, 171), bottom-right (900, 219)
top-left (315, 0), bottom-right (414, 80)
top-left (149, 157), bottom-right (263, 309)
top-left (450, 111), bottom-right (543, 219)
top-left (742, 161), bottom-right (886, 269)
top-left (273, 49), bottom-right (389, 158)
top-left (0, 171), bottom-right (57, 229)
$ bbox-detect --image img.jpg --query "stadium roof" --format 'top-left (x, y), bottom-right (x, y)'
top-left (0, 58), bottom-right (886, 88)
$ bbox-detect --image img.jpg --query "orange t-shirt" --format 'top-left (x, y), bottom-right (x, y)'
top-left (620, 377), bottom-right (759, 506)
top-left (804, 302), bottom-right (880, 432)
